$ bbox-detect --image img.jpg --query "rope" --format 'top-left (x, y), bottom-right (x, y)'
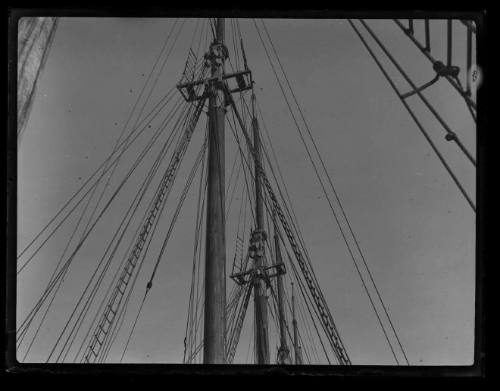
top-left (261, 18), bottom-right (411, 365)
top-left (119, 286), bottom-right (149, 362)
top-left (17, 19), bottom-right (187, 266)
top-left (17, 87), bottom-right (178, 272)
top-left (71, 104), bottom-right (189, 363)
top-left (20, 38), bottom-right (208, 351)
top-left (80, 93), bottom-right (206, 363)
top-left (18, 20), bottom-right (186, 358)
top-left (47, 99), bottom-right (194, 363)
top-left (148, 133), bottom-right (207, 290)
top-left (16, 95), bottom-right (185, 344)
top-left (184, 125), bottom-right (207, 363)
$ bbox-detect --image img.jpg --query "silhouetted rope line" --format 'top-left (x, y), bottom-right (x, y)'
top-left (18, 18), bottom-right (185, 263)
top-left (18, 23), bottom-right (183, 357)
top-left (80, 93), bottom-right (205, 363)
top-left (241, 93), bottom-right (321, 296)
top-left (184, 142), bottom-right (207, 363)
top-left (63, 108), bottom-right (189, 363)
top-left (97, 100), bottom-right (203, 364)
top-left (228, 109), bottom-right (257, 226)
top-left (253, 22), bottom-right (380, 360)
top-left (16, 97), bottom-right (186, 346)
top-left (351, 19), bottom-right (479, 363)
top-left (120, 139), bottom-right (207, 362)
top-left (45, 100), bottom-right (195, 363)
top-left (17, 96), bottom-right (187, 345)
top-left (84, 18), bottom-right (183, 236)
top-left (251, 22), bottom-right (346, 301)
top-left (79, 104), bottom-right (197, 364)
top-left (75, 126), bottom-right (178, 363)
top-left (72, 132), bottom-right (182, 362)
top-left (118, 287), bottom-right (148, 363)
top-left (16, 103), bottom-right (184, 356)
top-left (190, 125), bottom-right (209, 363)
top-left (17, 94), bottom-right (183, 281)
top-left (17, 87), bottom-right (179, 267)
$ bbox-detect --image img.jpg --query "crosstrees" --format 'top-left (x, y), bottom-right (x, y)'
top-left (227, 94), bottom-right (351, 365)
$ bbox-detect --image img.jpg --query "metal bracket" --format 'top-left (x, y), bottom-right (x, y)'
top-left (177, 69), bottom-right (253, 102)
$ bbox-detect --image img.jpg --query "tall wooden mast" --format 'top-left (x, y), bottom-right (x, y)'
top-left (251, 91), bottom-right (270, 364)
top-left (203, 18), bottom-right (227, 364)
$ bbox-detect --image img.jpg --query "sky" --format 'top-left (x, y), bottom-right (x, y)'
top-left (17, 17), bottom-right (476, 365)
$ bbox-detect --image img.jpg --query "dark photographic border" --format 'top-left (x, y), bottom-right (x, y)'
top-left (5, 6), bottom-right (488, 377)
